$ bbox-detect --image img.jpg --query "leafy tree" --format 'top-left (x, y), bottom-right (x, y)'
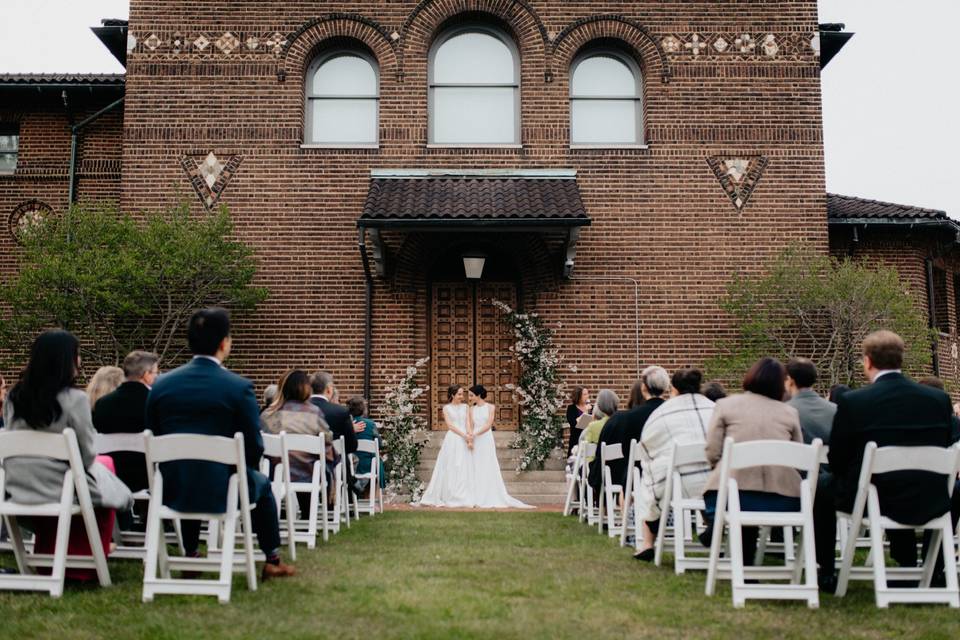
top-left (0, 203), bottom-right (268, 368)
top-left (707, 245), bottom-right (932, 388)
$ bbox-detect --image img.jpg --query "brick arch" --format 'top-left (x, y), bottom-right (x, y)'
top-left (552, 15), bottom-right (670, 84)
top-left (282, 14), bottom-right (398, 79)
top-left (398, 0), bottom-right (550, 70)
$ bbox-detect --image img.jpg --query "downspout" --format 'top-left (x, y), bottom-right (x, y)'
top-left (358, 228), bottom-right (374, 400)
top-left (67, 96), bottom-right (125, 205)
top-left (925, 257), bottom-right (942, 376)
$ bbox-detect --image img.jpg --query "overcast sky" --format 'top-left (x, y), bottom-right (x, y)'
top-left (0, 0), bottom-right (956, 218)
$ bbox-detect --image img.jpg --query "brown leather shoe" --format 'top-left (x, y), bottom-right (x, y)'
top-left (261, 561), bottom-right (296, 581)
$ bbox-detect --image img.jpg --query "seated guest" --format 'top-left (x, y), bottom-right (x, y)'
top-left (785, 358), bottom-right (836, 445)
top-left (701, 381), bottom-right (727, 403)
top-left (93, 350), bottom-right (160, 494)
top-left (632, 368), bottom-right (714, 561)
top-left (310, 371), bottom-right (359, 493)
top-left (347, 395), bottom-right (386, 495)
top-left (828, 384), bottom-right (850, 403)
top-left (261, 369), bottom-right (336, 514)
top-left (583, 389), bottom-right (618, 463)
top-left (589, 367), bottom-right (669, 493)
top-left (2, 330), bottom-right (132, 579)
top-left (85, 365), bottom-right (124, 408)
top-left (816, 331), bottom-right (957, 592)
top-left (701, 357), bottom-right (803, 564)
top-left (565, 386), bottom-right (591, 457)
top-left (145, 307), bottom-right (295, 579)
top-left (261, 384), bottom-right (278, 414)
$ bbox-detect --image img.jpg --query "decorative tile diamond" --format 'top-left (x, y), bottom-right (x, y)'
top-left (245, 36), bottom-right (259, 50)
top-left (199, 152), bottom-right (224, 189)
top-left (194, 34), bottom-right (210, 51)
top-left (661, 35), bottom-right (681, 54)
top-left (266, 32), bottom-right (288, 54)
top-left (707, 156), bottom-right (769, 211)
top-left (216, 32), bottom-right (240, 54)
top-left (735, 34), bottom-right (756, 54)
top-left (172, 32), bottom-right (183, 51)
top-left (181, 152), bottom-right (244, 209)
top-left (684, 34), bottom-right (707, 56)
top-left (713, 36), bottom-right (729, 53)
top-left (144, 33), bottom-right (162, 51)
top-left (762, 34), bottom-right (779, 57)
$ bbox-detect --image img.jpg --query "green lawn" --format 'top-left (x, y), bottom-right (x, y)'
top-left (1, 511), bottom-right (959, 639)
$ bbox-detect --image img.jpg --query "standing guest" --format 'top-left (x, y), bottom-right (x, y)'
top-left (815, 331), bottom-right (957, 592)
top-left (261, 384), bottom-right (278, 414)
top-left (785, 358), bottom-right (836, 445)
top-left (632, 368), bottom-right (714, 560)
top-left (310, 371), bottom-right (359, 493)
top-left (85, 365), bottom-right (124, 408)
top-left (261, 370), bottom-right (336, 514)
top-left (2, 330), bottom-right (132, 579)
top-left (93, 350), bottom-right (160, 494)
top-left (347, 395), bottom-right (385, 496)
top-left (582, 390), bottom-right (619, 463)
top-left (701, 357), bottom-right (803, 564)
top-left (565, 386), bottom-right (591, 456)
top-left (145, 308), bottom-right (295, 580)
top-left (701, 381), bottom-right (727, 403)
top-left (589, 367), bottom-right (669, 492)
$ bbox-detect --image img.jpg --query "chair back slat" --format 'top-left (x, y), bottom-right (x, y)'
top-left (333, 437), bottom-right (345, 455)
top-left (95, 431), bottom-right (150, 455)
top-left (584, 442), bottom-right (598, 458)
top-left (602, 443), bottom-right (623, 463)
top-left (870, 444), bottom-right (960, 476)
top-left (285, 433), bottom-right (325, 455)
top-left (261, 432), bottom-right (283, 458)
top-left (146, 433), bottom-right (243, 466)
top-left (727, 439), bottom-right (820, 474)
top-left (0, 430), bottom-right (71, 460)
top-left (356, 440), bottom-right (378, 455)
top-left (673, 442), bottom-right (708, 467)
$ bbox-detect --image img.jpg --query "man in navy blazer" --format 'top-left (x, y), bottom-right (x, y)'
top-left (145, 307), bottom-right (295, 579)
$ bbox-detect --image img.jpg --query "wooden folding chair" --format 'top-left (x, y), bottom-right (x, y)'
top-left (705, 437), bottom-right (823, 609)
top-left (0, 428), bottom-right (111, 597)
top-left (835, 442), bottom-right (960, 608)
top-left (142, 432), bottom-right (257, 604)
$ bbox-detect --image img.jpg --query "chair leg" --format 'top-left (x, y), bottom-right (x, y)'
top-left (240, 503), bottom-right (257, 593)
top-left (728, 514), bottom-right (746, 608)
top-left (50, 501), bottom-right (74, 598)
top-left (705, 506), bottom-right (726, 596)
top-left (219, 512), bottom-right (237, 605)
top-left (867, 493), bottom-right (889, 608)
top-left (6, 515), bottom-right (31, 575)
top-left (941, 519), bottom-right (960, 608)
top-left (835, 516), bottom-right (861, 597)
top-left (755, 525), bottom-right (770, 565)
top-left (142, 492), bottom-right (162, 603)
top-left (921, 528), bottom-right (941, 589)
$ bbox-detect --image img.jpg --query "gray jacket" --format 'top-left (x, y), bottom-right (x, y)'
top-left (2, 388), bottom-right (133, 509)
top-left (787, 389), bottom-right (836, 445)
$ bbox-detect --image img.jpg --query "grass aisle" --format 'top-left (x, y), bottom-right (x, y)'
top-left (2, 511), bottom-right (959, 639)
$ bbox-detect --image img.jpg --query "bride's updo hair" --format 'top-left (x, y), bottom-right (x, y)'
top-left (469, 384), bottom-right (487, 399)
top-left (447, 384), bottom-right (464, 401)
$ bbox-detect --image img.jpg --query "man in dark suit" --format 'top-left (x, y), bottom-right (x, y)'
top-left (310, 371), bottom-right (360, 493)
top-left (145, 308), bottom-right (295, 579)
top-left (815, 330), bottom-right (956, 592)
top-left (93, 350), bottom-right (160, 493)
top-left (588, 366), bottom-right (668, 493)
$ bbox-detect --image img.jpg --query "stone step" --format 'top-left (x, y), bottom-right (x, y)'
top-left (507, 494), bottom-right (565, 506)
top-left (420, 446), bottom-right (566, 461)
top-left (423, 431), bottom-right (535, 449)
top-left (418, 452), bottom-right (567, 471)
top-left (416, 469), bottom-right (566, 483)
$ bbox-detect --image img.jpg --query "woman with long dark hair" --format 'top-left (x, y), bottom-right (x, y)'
top-left (2, 330), bottom-right (132, 579)
top-left (565, 385), bottom-right (591, 456)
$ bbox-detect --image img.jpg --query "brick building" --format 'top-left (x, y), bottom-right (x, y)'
top-left (1, 4), bottom-right (951, 427)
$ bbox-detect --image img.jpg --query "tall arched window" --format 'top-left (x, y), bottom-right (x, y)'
top-left (429, 26), bottom-right (520, 145)
top-left (570, 50), bottom-right (643, 146)
top-left (305, 50), bottom-right (379, 146)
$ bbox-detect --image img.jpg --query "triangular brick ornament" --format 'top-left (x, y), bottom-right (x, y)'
top-left (707, 155), bottom-right (769, 211)
top-left (180, 152), bottom-right (243, 209)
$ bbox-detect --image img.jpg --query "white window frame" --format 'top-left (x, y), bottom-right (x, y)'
top-left (0, 123), bottom-right (19, 175)
top-left (569, 49), bottom-right (645, 148)
top-left (428, 25), bottom-right (521, 147)
top-left (303, 50), bottom-right (380, 148)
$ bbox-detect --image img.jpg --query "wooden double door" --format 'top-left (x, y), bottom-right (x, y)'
top-left (431, 282), bottom-right (519, 430)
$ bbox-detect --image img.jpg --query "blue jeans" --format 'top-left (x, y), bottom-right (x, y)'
top-left (701, 490), bottom-right (801, 565)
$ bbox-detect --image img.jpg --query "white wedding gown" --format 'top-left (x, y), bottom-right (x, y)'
top-left (471, 403), bottom-right (533, 509)
top-left (420, 403), bottom-right (475, 507)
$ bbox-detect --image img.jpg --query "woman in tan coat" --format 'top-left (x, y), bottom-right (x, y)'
top-left (700, 357), bottom-right (803, 562)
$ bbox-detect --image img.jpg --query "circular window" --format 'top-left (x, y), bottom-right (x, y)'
top-left (8, 200), bottom-right (52, 244)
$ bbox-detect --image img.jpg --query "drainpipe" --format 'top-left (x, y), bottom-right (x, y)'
top-left (568, 275), bottom-right (641, 378)
top-left (358, 229), bottom-right (374, 400)
top-left (925, 257), bottom-right (941, 376)
top-left (67, 96), bottom-right (125, 205)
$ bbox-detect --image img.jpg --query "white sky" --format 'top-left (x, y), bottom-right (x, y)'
top-left (0, 0), bottom-right (956, 218)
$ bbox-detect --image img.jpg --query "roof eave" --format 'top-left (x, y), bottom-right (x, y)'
top-left (91, 22), bottom-right (128, 68)
top-left (357, 217), bottom-right (591, 230)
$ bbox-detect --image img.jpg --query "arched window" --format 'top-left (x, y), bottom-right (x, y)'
top-left (305, 50), bottom-right (379, 146)
top-left (429, 26), bottom-right (520, 145)
top-left (570, 50), bottom-right (643, 146)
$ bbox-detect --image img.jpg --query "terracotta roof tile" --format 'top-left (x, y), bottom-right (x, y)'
top-left (827, 193), bottom-right (946, 220)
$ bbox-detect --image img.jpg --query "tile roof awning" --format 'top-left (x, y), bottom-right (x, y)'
top-left (358, 169), bottom-right (591, 229)
top-left (827, 193), bottom-right (960, 242)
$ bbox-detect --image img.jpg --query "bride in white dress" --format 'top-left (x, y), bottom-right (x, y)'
top-left (419, 385), bottom-right (476, 507)
top-left (468, 385), bottom-right (533, 509)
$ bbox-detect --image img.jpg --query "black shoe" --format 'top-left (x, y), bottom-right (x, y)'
top-left (633, 548), bottom-right (655, 562)
top-left (818, 573), bottom-right (838, 594)
top-left (930, 573), bottom-right (947, 589)
top-left (698, 526), bottom-right (714, 548)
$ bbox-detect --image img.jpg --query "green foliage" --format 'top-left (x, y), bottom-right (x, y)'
top-left (0, 203), bottom-right (268, 367)
top-left (379, 357), bottom-right (431, 500)
top-left (707, 245), bottom-right (932, 388)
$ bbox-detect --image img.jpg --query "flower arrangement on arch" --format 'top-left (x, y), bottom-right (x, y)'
top-left (379, 356), bottom-right (431, 501)
top-left (491, 299), bottom-right (567, 471)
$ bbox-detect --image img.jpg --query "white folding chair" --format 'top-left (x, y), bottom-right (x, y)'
top-left (261, 432), bottom-right (297, 561)
top-left (142, 432), bottom-right (257, 604)
top-left (654, 443), bottom-right (711, 572)
top-left (328, 437), bottom-right (350, 531)
top-left (94, 430), bottom-right (185, 559)
top-left (835, 442), bottom-right (960, 608)
top-left (598, 443), bottom-right (624, 537)
top-left (284, 432), bottom-right (329, 545)
top-left (0, 428), bottom-right (111, 597)
top-left (620, 439), bottom-right (640, 547)
top-left (705, 437), bottom-right (822, 609)
top-left (353, 439), bottom-right (382, 517)
top-left (563, 443), bottom-right (586, 517)
top-left (578, 443), bottom-right (599, 526)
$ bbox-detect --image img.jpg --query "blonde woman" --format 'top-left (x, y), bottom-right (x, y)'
top-left (86, 365), bottom-right (124, 408)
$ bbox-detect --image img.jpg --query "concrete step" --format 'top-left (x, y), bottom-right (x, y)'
top-left (421, 445), bottom-right (566, 461)
top-left (418, 452), bottom-right (566, 471)
top-left (423, 431), bottom-right (533, 449)
top-left (416, 469), bottom-right (566, 483)
top-left (509, 494), bottom-right (566, 506)
top-left (502, 481), bottom-right (569, 495)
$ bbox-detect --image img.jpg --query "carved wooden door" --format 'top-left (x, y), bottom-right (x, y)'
top-left (430, 282), bottom-right (519, 430)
